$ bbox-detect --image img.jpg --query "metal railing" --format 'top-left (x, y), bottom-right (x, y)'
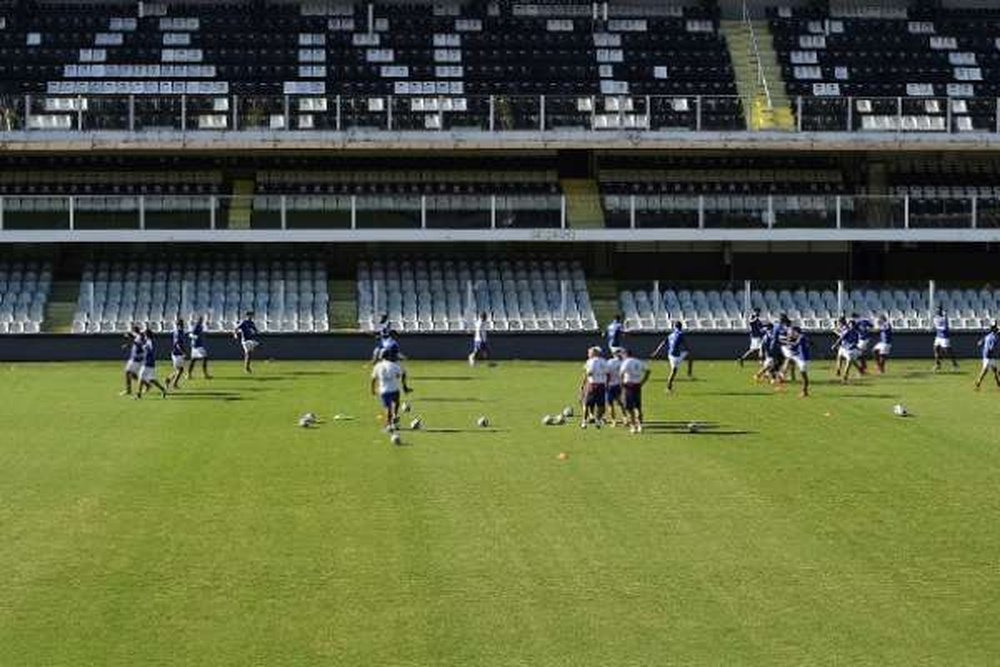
top-left (3, 93), bottom-right (1000, 135)
top-left (742, 0), bottom-right (772, 110)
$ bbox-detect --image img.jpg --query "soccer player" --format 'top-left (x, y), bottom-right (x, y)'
top-left (468, 312), bottom-right (490, 366)
top-left (738, 307), bottom-right (765, 367)
top-left (120, 324), bottom-right (144, 396)
top-left (776, 314), bottom-right (797, 382)
top-left (832, 318), bottom-right (865, 383)
top-left (873, 314), bottom-right (893, 374)
top-left (650, 321), bottom-right (692, 393)
top-left (854, 313), bottom-right (873, 374)
top-left (166, 317), bottom-right (186, 390)
top-left (787, 325), bottom-right (811, 397)
top-left (933, 307), bottom-right (959, 371)
top-left (234, 311), bottom-right (259, 374)
top-left (377, 329), bottom-right (403, 362)
top-left (605, 347), bottom-right (625, 426)
top-left (974, 322), bottom-right (1000, 390)
top-left (136, 327), bottom-right (168, 399)
top-left (186, 314), bottom-right (212, 380)
top-left (371, 314), bottom-right (391, 363)
top-left (579, 346), bottom-right (608, 428)
top-left (619, 348), bottom-right (650, 434)
top-left (606, 313), bottom-right (625, 354)
top-left (754, 321), bottom-right (783, 384)
top-left (370, 347), bottom-right (411, 433)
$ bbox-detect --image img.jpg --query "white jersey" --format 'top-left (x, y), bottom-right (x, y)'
top-left (605, 357), bottom-right (622, 386)
top-left (371, 360), bottom-right (403, 394)
top-left (584, 357), bottom-right (609, 384)
top-left (620, 357), bottom-right (646, 385)
top-left (474, 319), bottom-right (488, 343)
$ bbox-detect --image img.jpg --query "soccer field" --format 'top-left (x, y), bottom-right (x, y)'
top-left (1, 359), bottom-right (998, 665)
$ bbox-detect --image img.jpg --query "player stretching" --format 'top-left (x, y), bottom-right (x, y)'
top-left (651, 321), bottom-right (692, 393)
top-left (580, 346), bottom-right (608, 428)
top-left (371, 348), bottom-right (411, 433)
top-left (932, 308), bottom-right (959, 371)
top-left (120, 324), bottom-right (144, 396)
top-left (187, 315), bottom-right (212, 380)
top-left (468, 312), bottom-right (490, 366)
top-left (974, 322), bottom-right (1000, 390)
top-left (606, 313), bottom-right (625, 354)
top-left (234, 311), bottom-right (259, 374)
top-left (136, 328), bottom-right (168, 399)
top-left (832, 318), bottom-right (865, 383)
top-left (166, 317), bottom-right (186, 390)
top-left (605, 347), bottom-right (625, 426)
top-left (619, 348), bottom-right (650, 434)
top-left (787, 326), bottom-right (811, 397)
top-left (873, 314), bottom-right (893, 374)
top-left (738, 307), bottom-right (765, 367)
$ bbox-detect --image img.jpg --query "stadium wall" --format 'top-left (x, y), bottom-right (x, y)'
top-left (0, 333), bottom-right (986, 362)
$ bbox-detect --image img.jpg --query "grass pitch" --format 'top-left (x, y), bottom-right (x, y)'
top-left (1, 359), bottom-right (999, 665)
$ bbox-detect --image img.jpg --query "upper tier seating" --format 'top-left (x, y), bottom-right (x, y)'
top-left (769, 6), bottom-right (1000, 131)
top-left (0, 2), bottom-right (743, 131)
top-left (357, 258), bottom-right (596, 332)
top-left (0, 257), bottom-right (51, 333)
top-left (620, 286), bottom-right (1000, 331)
top-left (73, 255), bottom-right (329, 333)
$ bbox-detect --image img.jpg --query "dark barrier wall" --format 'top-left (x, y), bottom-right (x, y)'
top-left (0, 332), bottom-right (987, 362)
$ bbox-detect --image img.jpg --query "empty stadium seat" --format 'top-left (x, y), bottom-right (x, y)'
top-left (0, 258), bottom-right (53, 334)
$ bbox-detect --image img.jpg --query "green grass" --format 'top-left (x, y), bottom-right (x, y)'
top-left (1, 359), bottom-right (999, 666)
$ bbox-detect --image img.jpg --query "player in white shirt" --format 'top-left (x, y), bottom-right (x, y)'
top-left (604, 348), bottom-right (625, 426)
top-left (370, 348), bottom-right (411, 433)
top-left (579, 346), bottom-right (608, 429)
top-left (468, 312), bottom-right (490, 367)
top-left (619, 348), bottom-right (650, 434)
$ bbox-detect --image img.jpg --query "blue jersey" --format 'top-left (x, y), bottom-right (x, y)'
top-left (380, 337), bottom-right (400, 356)
top-left (142, 339), bottom-right (156, 368)
top-left (376, 321), bottom-right (391, 339)
top-left (236, 319), bottom-right (258, 342)
top-left (171, 328), bottom-right (185, 356)
top-left (790, 334), bottom-right (810, 361)
top-left (765, 330), bottom-right (782, 357)
top-left (748, 316), bottom-right (764, 338)
top-left (129, 335), bottom-right (144, 362)
top-left (934, 315), bottom-right (950, 338)
top-left (856, 319), bottom-right (873, 340)
top-left (773, 322), bottom-right (787, 341)
top-left (189, 322), bottom-right (205, 349)
top-left (666, 330), bottom-right (684, 356)
top-left (839, 327), bottom-right (860, 350)
top-left (606, 321), bottom-right (624, 348)
top-left (879, 323), bottom-right (893, 345)
top-left (982, 332), bottom-right (998, 360)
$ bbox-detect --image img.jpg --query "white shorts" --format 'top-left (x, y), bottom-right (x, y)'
top-left (242, 340), bottom-right (259, 353)
top-left (171, 354), bottom-right (185, 370)
top-left (934, 337), bottom-right (951, 349)
top-left (857, 339), bottom-right (870, 352)
top-left (191, 347), bottom-right (208, 360)
top-left (749, 337), bottom-right (763, 351)
top-left (839, 347), bottom-right (860, 361)
top-left (780, 345), bottom-right (793, 359)
top-left (793, 357), bottom-right (809, 373)
top-left (873, 342), bottom-right (891, 356)
top-left (762, 356), bottom-right (777, 370)
top-left (668, 352), bottom-right (688, 369)
top-left (139, 366), bottom-right (156, 383)
top-left (124, 360), bottom-right (142, 376)
top-left (983, 359), bottom-right (997, 370)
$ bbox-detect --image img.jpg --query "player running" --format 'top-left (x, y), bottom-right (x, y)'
top-left (754, 321), bottom-right (784, 385)
top-left (136, 327), bottom-right (168, 399)
top-left (873, 314), bottom-right (893, 374)
top-left (605, 347), bottom-right (625, 426)
top-left (120, 324), bottom-right (144, 396)
top-left (234, 311), bottom-right (260, 374)
top-left (787, 325), bottom-right (811, 397)
top-left (619, 348), bottom-right (650, 434)
top-left (186, 315), bottom-right (212, 380)
top-left (166, 317), bottom-right (186, 390)
top-left (579, 346), bottom-right (608, 429)
top-left (371, 314), bottom-right (392, 363)
top-left (606, 313), bottom-right (625, 354)
top-left (468, 312), bottom-right (490, 366)
top-left (854, 313), bottom-right (873, 374)
top-left (974, 322), bottom-right (1000, 391)
top-left (738, 307), bottom-right (765, 367)
top-left (933, 308), bottom-right (959, 371)
top-left (376, 329), bottom-right (403, 362)
top-left (832, 318), bottom-right (865, 383)
top-left (650, 321), bottom-right (693, 393)
top-left (370, 347), bottom-right (411, 433)
top-left (777, 314), bottom-right (797, 382)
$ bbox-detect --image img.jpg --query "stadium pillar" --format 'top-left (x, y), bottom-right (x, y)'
top-left (835, 195), bottom-right (842, 229)
top-left (139, 196), bottom-right (145, 230)
top-left (280, 196), bottom-right (287, 230)
top-left (796, 96), bottom-right (802, 132)
top-left (837, 280), bottom-right (844, 315)
top-left (971, 195), bottom-right (977, 228)
top-left (128, 95), bottom-right (135, 131)
top-left (929, 280), bottom-right (936, 316)
top-left (0, 196), bottom-right (4, 230)
top-left (698, 195), bottom-right (705, 228)
top-left (351, 195), bottom-right (357, 229)
top-left (335, 95), bottom-right (342, 131)
top-left (209, 196), bottom-right (217, 230)
top-left (68, 196), bottom-right (74, 231)
top-left (903, 195), bottom-right (910, 229)
top-left (490, 195), bottom-right (497, 229)
top-left (629, 195), bottom-right (636, 228)
top-left (488, 96), bottom-right (495, 131)
top-left (743, 280), bottom-right (751, 315)
top-left (540, 95), bottom-right (546, 131)
top-left (180, 94), bottom-right (187, 131)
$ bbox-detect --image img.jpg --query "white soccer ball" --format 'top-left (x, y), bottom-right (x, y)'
top-left (893, 404), bottom-right (908, 417)
top-left (297, 417), bottom-right (312, 428)
top-left (410, 417), bottom-right (423, 430)
top-left (687, 422), bottom-right (700, 433)
top-left (542, 415), bottom-right (553, 426)
top-left (401, 401), bottom-right (411, 413)
top-left (477, 416), bottom-right (489, 428)
top-left (304, 412), bottom-right (317, 423)
top-left (390, 433), bottom-right (402, 445)
top-left (554, 414), bottom-right (566, 425)
top-left (562, 406), bottom-right (574, 418)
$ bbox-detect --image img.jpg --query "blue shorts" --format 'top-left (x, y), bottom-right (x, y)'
top-left (623, 384), bottom-right (642, 411)
top-left (585, 384), bottom-right (606, 408)
top-left (380, 391), bottom-right (400, 409)
top-left (472, 340), bottom-right (489, 355)
top-left (606, 384), bottom-right (622, 404)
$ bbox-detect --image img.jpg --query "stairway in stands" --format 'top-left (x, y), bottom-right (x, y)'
top-left (587, 278), bottom-right (619, 330)
top-left (227, 179), bottom-right (255, 229)
top-left (42, 280), bottom-right (79, 333)
top-left (561, 179), bottom-right (606, 228)
top-left (329, 279), bottom-right (357, 331)
top-left (721, 19), bottom-right (794, 131)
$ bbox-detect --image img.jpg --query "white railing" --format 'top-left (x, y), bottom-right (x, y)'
top-left (743, 0), bottom-right (772, 110)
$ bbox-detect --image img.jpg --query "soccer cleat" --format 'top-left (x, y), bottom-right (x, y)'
top-left (636, 424), bottom-right (643, 433)
top-left (580, 420), bottom-right (587, 429)
top-left (629, 426), bottom-right (636, 434)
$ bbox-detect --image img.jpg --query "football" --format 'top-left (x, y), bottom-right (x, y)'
top-left (893, 404), bottom-right (908, 417)
top-left (687, 422), bottom-right (700, 433)
top-left (542, 415), bottom-right (553, 425)
top-left (400, 401), bottom-right (411, 413)
top-left (477, 416), bottom-right (489, 427)
top-left (562, 406), bottom-right (574, 418)
top-left (410, 417), bottom-right (423, 430)
top-left (390, 433), bottom-right (402, 445)
top-left (554, 414), bottom-right (566, 425)
top-left (297, 417), bottom-right (312, 428)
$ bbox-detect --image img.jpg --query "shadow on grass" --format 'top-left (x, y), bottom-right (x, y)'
top-left (839, 393), bottom-right (899, 399)
top-left (418, 376), bottom-right (475, 381)
top-left (226, 375), bottom-right (287, 382)
top-left (420, 428), bottom-right (508, 434)
top-left (167, 393), bottom-right (245, 401)
top-left (414, 397), bottom-right (483, 403)
top-left (283, 370), bottom-right (344, 377)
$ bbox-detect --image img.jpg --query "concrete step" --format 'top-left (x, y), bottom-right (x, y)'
top-left (561, 178), bottom-right (605, 229)
top-left (587, 278), bottom-right (619, 328)
top-left (42, 280), bottom-right (80, 333)
top-left (329, 279), bottom-right (357, 330)
top-left (228, 179), bottom-right (254, 229)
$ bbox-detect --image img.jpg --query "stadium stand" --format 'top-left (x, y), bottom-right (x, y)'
top-left (357, 258), bottom-right (595, 332)
top-left (0, 257), bottom-right (51, 333)
top-left (72, 255), bottom-right (329, 333)
top-left (620, 286), bottom-right (1000, 332)
top-left (888, 157), bottom-right (1000, 228)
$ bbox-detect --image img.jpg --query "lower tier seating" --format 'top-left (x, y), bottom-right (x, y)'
top-left (0, 258), bottom-right (51, 334)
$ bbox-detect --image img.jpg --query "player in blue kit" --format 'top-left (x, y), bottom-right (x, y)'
top-left (371, 314), bottom-right (392, 363)
top-left (606, 314), bottom-right (625, 354)
top-left (832, 318), bottom-right (865, 383)
top-left (738, 308), bottom-right (765, 367)
top-left (136, 327), bottom-right (168, 399)
top-left (377, 330), bottom-right (403, 362)
top-left (873, 314), bottom-right (893, 374)
top-left (120, 324), bottom-right (145, 396)
top-left (754, 321), bottom-right (784, 384)
top-left (370, 347), bottom-right (412, 433)
top-left (186, 315), bottom-right (212, 380)
top-left (166, 317), bottom-right (186, 390)
top-left (974, 322), bottom-right (1000, 390)
top-left (787, 326), bottom-right (811, 397)
top-left (468, 312), bottom-right (490, 366)
top-left (650, 321), bottom-right (693, 393)
top-left (776, 314), bottom-right (797, 382)
top-left (853, 313), bottom-right (873, 374)
top-left (234, 311), bottom-right (259, 374)
top-left (932, 308), bottom-right (959, 371)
